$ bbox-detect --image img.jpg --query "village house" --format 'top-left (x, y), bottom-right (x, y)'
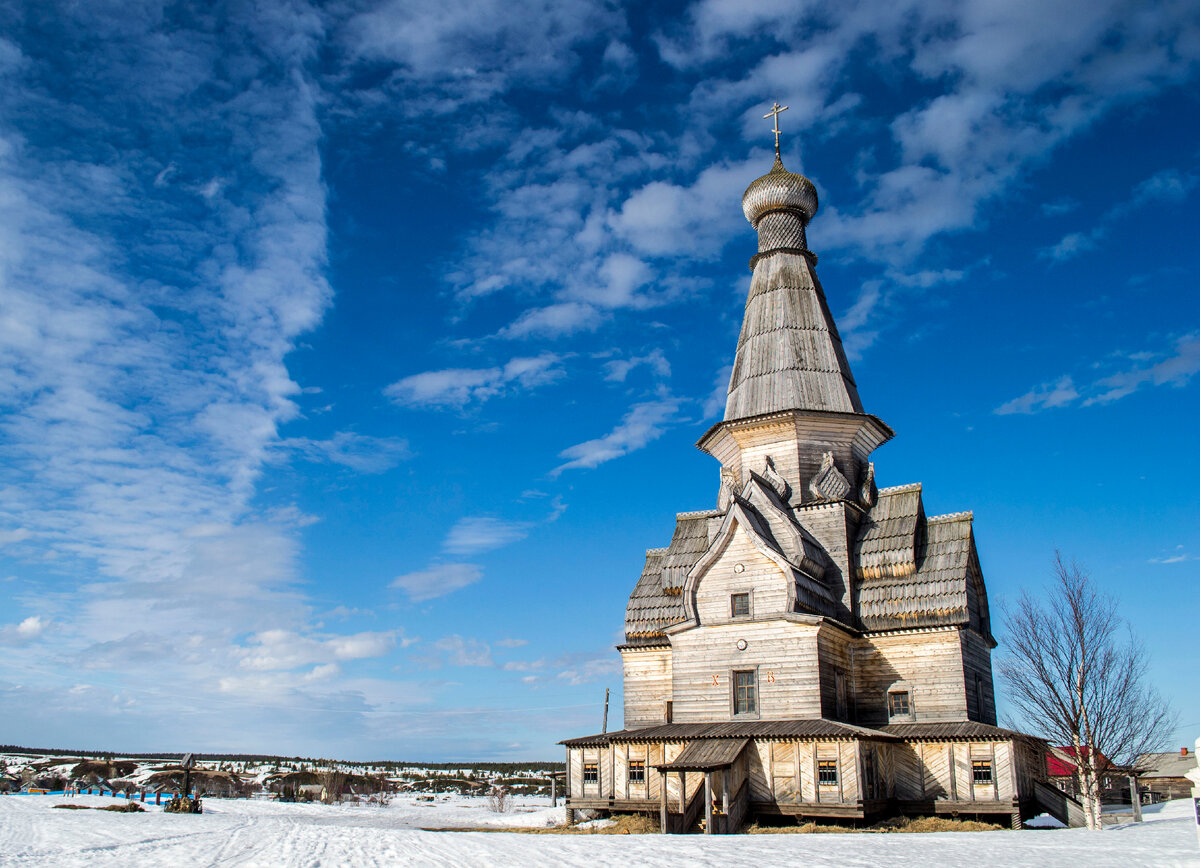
top-left (560, 115), bottom-right (1071, 833)
top-left (1135, 748), bottom-right (1197, 803)
top-left (1045, 746), bottom-right (1131, 804)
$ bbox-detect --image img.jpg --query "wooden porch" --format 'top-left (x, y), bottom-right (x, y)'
top-left (655, 737), bottom-right (751, 834)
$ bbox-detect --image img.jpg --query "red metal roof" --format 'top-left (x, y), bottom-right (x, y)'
top-left (1047, 745), bottom-right (1113, 776)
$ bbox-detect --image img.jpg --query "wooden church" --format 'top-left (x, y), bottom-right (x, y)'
top-left (560, 112), bottom-right (1067, 832)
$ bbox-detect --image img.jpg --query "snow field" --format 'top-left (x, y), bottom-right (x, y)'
top-left (1, 792), bottom-right (1197, 867)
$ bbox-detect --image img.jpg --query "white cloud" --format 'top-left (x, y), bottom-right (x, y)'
top-left (277, 431), bottom-right (410, 473)
top-left (1044, 166), bottom-right (1199, 262)
top-left (384, 353), bottom-right (565, 407)
top-left (497, 303), bottom-right (606, 340)
top-left (556, 656), bottom-right (621, 686)
top-left (0, 528), bottom-right (31, 546)
top-left (0, 615), bottom-right (50, 645)
top-left (1042, 230), bottom-right (1102, 262)
top-left (1085, 333), bottom-right (1200, 405)
top-left (996, 333), bottom-right (1200, 413)
top-left (237, 629), bottom-right (397, 672)
top-left (443, 517), bottom-right (531, 555)
top-left (345, 0), bottom-right (623, 87)
top-left (604, 348), bottom-right (671, 383)
top-left (390, 562), bottom-right (483, 601)
top-left (702, 364), bottom-right (733, 419)
top-left (552, 398), bottom-right (680, 474)
top-left (656, 0), bottom-right (1200, 263)
top-left (995, 376), bottom-right (1081, 415)
top-left (432, 635), bottom-right (493, 668)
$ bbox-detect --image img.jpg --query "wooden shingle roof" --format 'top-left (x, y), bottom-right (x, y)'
top-left (858, 511), bottom-right (978, 631)
top-left (661, 513), bottom-right (714, 591)
top-left (724, 253), bottom-right (863, 422)
top-left (623, 548), bottom-right (685, 645)
top-left (855, 483), bottom-right (923, 580)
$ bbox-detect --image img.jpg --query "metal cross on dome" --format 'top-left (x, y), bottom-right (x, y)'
top-left (764, 101), bottom-right (789, 156)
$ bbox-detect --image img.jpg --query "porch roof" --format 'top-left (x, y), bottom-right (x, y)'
top-left (656, 738), bottom-right (748, 771)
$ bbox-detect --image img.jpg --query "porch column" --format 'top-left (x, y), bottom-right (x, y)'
top-left (680, 771), bottom-right (687, 814)
top-left (704, 772), bottom-right (713, 835)
top-left (659, 770), bottom-right (668, 833)
top-left (723, 768), bottom-right (730, 815)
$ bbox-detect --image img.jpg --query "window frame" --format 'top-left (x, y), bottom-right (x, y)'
top-left (887, 690), bottom-right (911, 717)
top-left (730, 592), bottom-right (751, 618)
top-left (817, 759), bottom-right (839, 786)
top-left (732, 667), bottom-right (758, 717)
top-left (628, 759), bottom-right (645, 784)
top-left (971, 759), bottom-right (993, 785)
top-left (582, 761), bottom-right (599, 786)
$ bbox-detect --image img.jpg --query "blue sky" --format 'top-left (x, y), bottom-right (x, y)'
top-left (0, 0), bottom-right (1198, 762)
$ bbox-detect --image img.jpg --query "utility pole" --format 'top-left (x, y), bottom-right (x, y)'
top-left (602, 687), bottom-right (609, 734)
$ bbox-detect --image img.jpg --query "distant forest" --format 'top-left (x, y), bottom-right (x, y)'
top-left (0, 745), bottom-right (564, 772)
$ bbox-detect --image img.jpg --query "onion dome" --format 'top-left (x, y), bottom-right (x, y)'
top-left (741, 156), bottom-right (819, 227)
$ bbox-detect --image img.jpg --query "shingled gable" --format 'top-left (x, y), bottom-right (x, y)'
top-left (660, 510), bottom-right (720, 591)
top-left (858, 509), bottom-right (992, 637)
top-left (855, 483), bottom-right (925, 579)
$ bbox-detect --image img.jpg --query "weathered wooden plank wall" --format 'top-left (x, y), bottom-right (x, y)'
top-left (669, 622), bottom-right (823, 721)
top-left (855, 629), bottom-right (969, 724)
top-left (620, 647), bottom-right (672, 728)
top-left (694, 528), bottom-right (790, 622)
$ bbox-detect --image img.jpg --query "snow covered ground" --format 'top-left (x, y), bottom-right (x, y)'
top-left (1, 792), bottom-right (1197, 867)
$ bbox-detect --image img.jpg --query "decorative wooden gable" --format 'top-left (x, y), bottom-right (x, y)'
top-left (680, 474), bottom-right (835, 626)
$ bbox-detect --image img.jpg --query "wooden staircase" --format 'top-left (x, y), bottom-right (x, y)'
top-left (1033, 779), bottom-right (1087, 827)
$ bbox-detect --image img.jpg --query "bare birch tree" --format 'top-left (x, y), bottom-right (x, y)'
top-left (999, 553), bottom-right (1176, 829)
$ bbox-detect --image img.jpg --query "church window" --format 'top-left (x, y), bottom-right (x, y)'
top-left (972, 760), bottom-right (993, 785)
top-left (975, 675), bottom-right (987, 719)
top-left (731, 593), bottom-right (751, 618)
top-left (628, 760), bottom-right (645, 783)
top-left (733, 669), bottom-right (757, 715)
top-left (888, 691), bottom-right (911, 717)
top-left (664, 700), bottom-right (673, 723)
top-left (583, 762), bottom-right (598, 784)
top-left (818, 760), bottom-right (838, 786)
top-left (835, 670), bottom-right (848, 720)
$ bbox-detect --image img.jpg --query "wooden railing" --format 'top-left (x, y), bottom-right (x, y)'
top-left (668, 784), bottom-right (707, 833)
top-left (1033, 779), bottom-right (1086, 828)
top-left (721, 777), bottom-right (749, 834)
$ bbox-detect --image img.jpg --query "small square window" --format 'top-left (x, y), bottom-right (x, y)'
top-left (629, 760), bottom-right (645, 783)
top-left (731, 593), bottom-right (750, 617)
top-left (734, 669), bottom-right (757, 715)
top-left (888, 691), bottom-right (910, 717)
top-left (972, 760), bottom-right (992, 785)
top-left (818, 760), bottom-right (838, 786)
top-left (583, 762), bottom-right (598, 784)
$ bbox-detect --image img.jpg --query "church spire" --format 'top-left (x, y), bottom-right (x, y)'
top-left (722, 109), bottom-right (863, 422)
